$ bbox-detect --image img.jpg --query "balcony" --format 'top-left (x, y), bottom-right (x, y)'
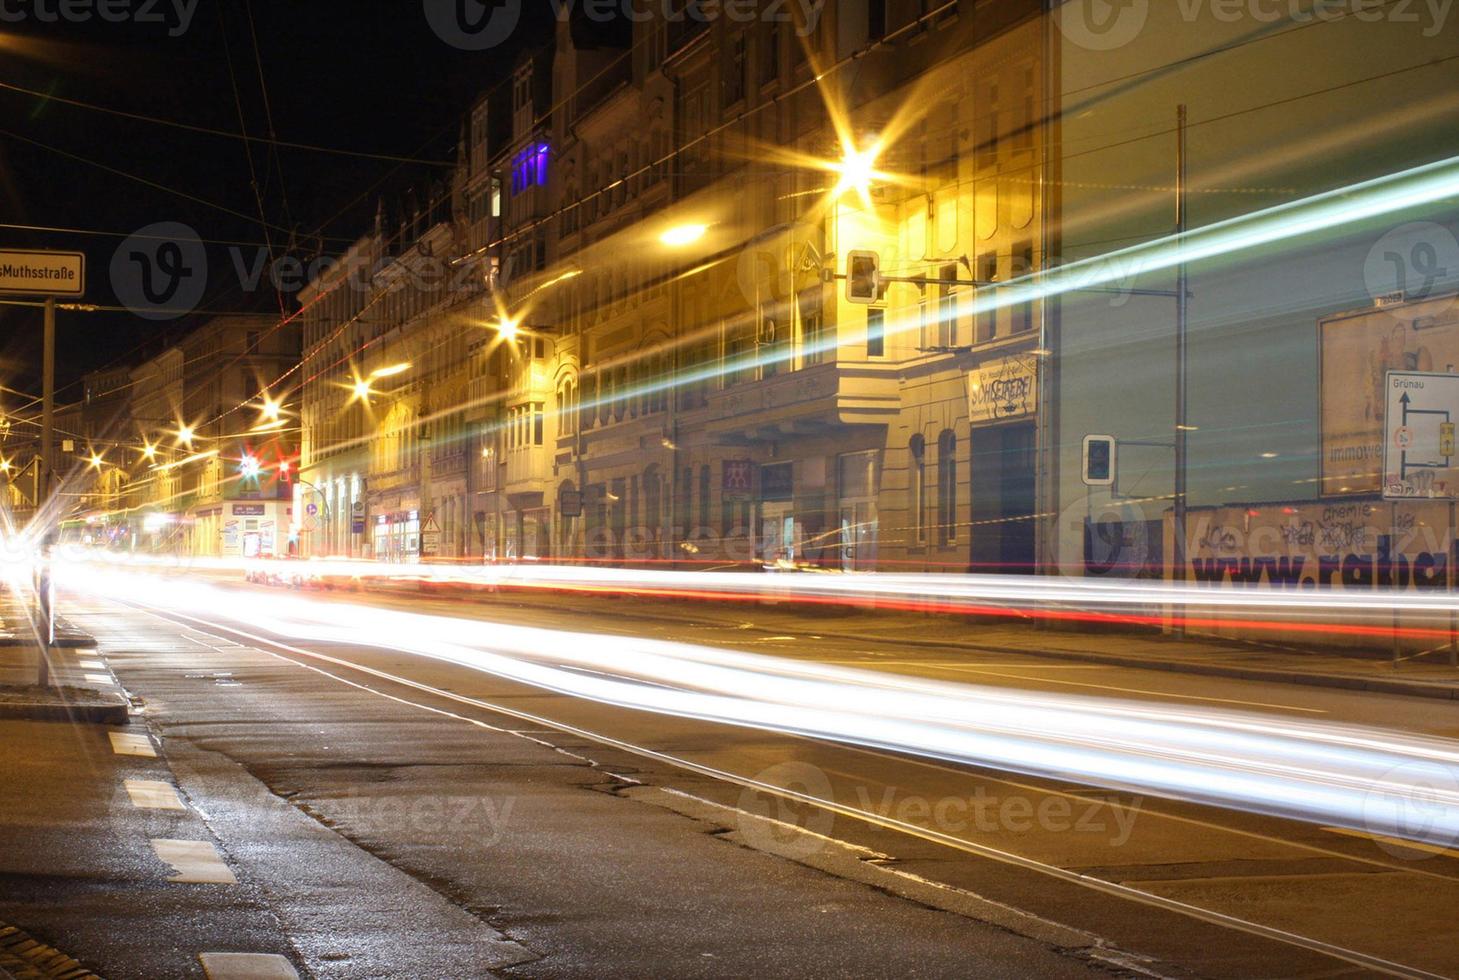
top-left (503, 444), bottom-right (552, 506)
top-left (704, 361), bottom-right (899, 445)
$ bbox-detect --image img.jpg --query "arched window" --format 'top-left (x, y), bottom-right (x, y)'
top-left (909, 433), bottom-right (927, 545)
top-left (937, 430), bottom-right (957, 546)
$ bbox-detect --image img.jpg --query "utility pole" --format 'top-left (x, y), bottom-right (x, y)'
top-left (38, 296), bottom-right (56, 683)
top-left (1172, 105), bottom-right (1190, 638)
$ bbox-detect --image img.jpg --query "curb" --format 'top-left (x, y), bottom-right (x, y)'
top-left (0, 696), bottom-right (130, 724)
top-left (0, 636), bottom-right (97, 649)
top-left (0, 920), bottom-right (103, 980)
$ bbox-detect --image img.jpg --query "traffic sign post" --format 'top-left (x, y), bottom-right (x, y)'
top-left (3, 248), bottom-right (86, 686)
top-left (1383, 371), bottom-right (1459, 499)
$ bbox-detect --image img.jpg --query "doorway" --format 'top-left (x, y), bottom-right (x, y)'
top-left (970, 422), bottom-right (1037, 574)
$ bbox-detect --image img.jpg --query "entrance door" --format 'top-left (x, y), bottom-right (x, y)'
top-left (970, 422), bottom-right (1037, 574)
top-left (761, 501), bottom-right (796, 563)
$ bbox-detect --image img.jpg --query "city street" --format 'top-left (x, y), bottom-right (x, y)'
top-left (3, 1), bottom-right (1458, 976)
top-left (1, 574), bottom-right (1448, 977)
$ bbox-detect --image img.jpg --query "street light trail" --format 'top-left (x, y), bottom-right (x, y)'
top-left (57, 563), bottom-right (1459, 853)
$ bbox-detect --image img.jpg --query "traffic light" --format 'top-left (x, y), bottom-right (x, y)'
top-left (1082, 435), bottom-right (1116, 487)
top-left (846, 250), bottom-right (882, 304)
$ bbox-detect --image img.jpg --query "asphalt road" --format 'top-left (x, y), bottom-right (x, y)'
top-left (37, 576), bottom-right (1459, 978)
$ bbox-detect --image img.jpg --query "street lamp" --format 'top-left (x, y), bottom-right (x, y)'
top-left (175, 424), bottom-right (195, 448)
top-left (660, 223), bottom-right (707, 248)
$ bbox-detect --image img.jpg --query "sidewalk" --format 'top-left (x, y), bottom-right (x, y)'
top-left (0, 588), bottom-right (97, 649)
top-left (0, 591), bottom-right (123, 724)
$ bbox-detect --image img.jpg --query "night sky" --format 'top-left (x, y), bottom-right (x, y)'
top-left (0, 1), bottom-right (556, 400)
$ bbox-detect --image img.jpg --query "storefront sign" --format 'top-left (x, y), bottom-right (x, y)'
top-left (559, 489), bottom-right (583, 517)
top-left (968, 353), bottom-right (1038, 423)
top-left (232, 504), bottom-right (265, 516)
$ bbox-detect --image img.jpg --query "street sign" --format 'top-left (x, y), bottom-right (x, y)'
top-left (1383, 371), bottom-right (1459, 499)
top-left (559, 489), bottom-right (583, 518)
top-left (0, 249), bottom-right (85, 297)
top-left (420, 511), bottom-right (441, 556)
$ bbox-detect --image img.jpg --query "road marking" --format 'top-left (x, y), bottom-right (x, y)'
top-left (79, 659), bottom-right (105, 669)
top-left (151, 839), bottom-right (236, 884)
top-left (198, 952), bottom-right (300, 979)
top-left (124, 779), bottom-right (186, 811)
top-left (1324, 826), bottom-right (1459, 859)
top-left (108, 731), bottom-right (156, 757)
top-left (126, 602), bottom-right (1451, 979)
top-left (83, 673), bottom-right (114, 685)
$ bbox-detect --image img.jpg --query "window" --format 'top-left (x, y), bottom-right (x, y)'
top-left (245, 331), bottom-right (260, 352)
top-left (866, 307), bottom-right (885, 358)
top-left (511, 143), bottom-right (550, 195)
top-left (937, 430), bottom-right (957, 545)
top-left (559, 380), bottom-right (576, 437)
top-left (698, 464), bottom-right (711, 533)
top-left (938, 263), bottom-right (959, 349)
top-left (868, 1), bottom-right (886, 40)
top-left (798, 287), bottom-right (826, 366)
top-left (977, 82), bottom-right (1000, 170)
top-left (910, 434), bottom-right (927, 545)
top-left (1016, 66), bottom-right (1036, 152)
top-left (1014, 241), bottom-right (1035, 333)
top-left (760, 21), bottom-right (782, 86)
top-left (976, 253), bottom-right (998, 341)
top-left (533, 403), bottom-right (544, 446)
top-left (724, 32), bottom-right (747, 105)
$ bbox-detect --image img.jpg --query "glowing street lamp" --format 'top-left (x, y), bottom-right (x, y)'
top-left (258, 393), bottom-right (282, 421)
top-left (87, 450), bottom-right (104, 470)
top-left (141, 442), bottom-right (158, 461)
top-left (494, 315), bottom-right (521, 341)
top-left (0, 457), bottom-right (11, 474)
top-left (831, 138), bottom-right (886, 207)
top-left (660, 223), bottom-right (707, 248)
top-left (176, 424), bottom-right (195, 448)
top-left (238, 454), bottom-right (261, 479)
top-left (350, 378), bottom-right (373, 403)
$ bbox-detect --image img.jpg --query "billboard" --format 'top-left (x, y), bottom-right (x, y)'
top-left (1319, 294), bottom-right (1459, 495)
top-left (1168, 498), bottom-right (1455, 591)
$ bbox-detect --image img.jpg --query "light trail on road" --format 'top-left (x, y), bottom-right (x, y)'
top-left (58, 561), bottom-right (1459, 856)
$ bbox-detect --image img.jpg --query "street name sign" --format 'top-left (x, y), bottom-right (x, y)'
top-left (1383, 371), bottom-right (1459, 499)
top-left (0, 249), bottom-right (85, 297)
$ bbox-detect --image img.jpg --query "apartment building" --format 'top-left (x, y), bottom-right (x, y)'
top-left (297, 0), bottom-right (1049, 572)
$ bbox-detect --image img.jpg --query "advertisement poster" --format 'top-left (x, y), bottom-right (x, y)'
top-left (1319, 295), bottom-right (1459, 495)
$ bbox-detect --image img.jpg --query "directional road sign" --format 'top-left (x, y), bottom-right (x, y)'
top-left (1384, 371), bottom-right (1459, 499)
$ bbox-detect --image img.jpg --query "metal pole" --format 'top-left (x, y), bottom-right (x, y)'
top-left (1172, 105), bottom-right (1189, 639)
top-left (38, 297), bottom-right (55, 684)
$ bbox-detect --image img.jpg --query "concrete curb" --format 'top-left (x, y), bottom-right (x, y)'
top-left (0, 696), bottom-right (130, 724)
top-left (0, 920), bottom-right (103, 980)
top-left (0, 635), bottom-right (97, 649)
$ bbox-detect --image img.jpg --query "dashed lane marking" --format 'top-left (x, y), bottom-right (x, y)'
top-left (83, 673), bottom-right (114, 685)
top-left (124, 779), bottom-right (186, 811)
top-left (108, 731), bottom-right (156, 757)
top-left (151, 839), bottom-right (237, 884)
top-left (79, 659), bottom-right (105, 670)
top-left (198, 952), bottom-right (300, 979)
